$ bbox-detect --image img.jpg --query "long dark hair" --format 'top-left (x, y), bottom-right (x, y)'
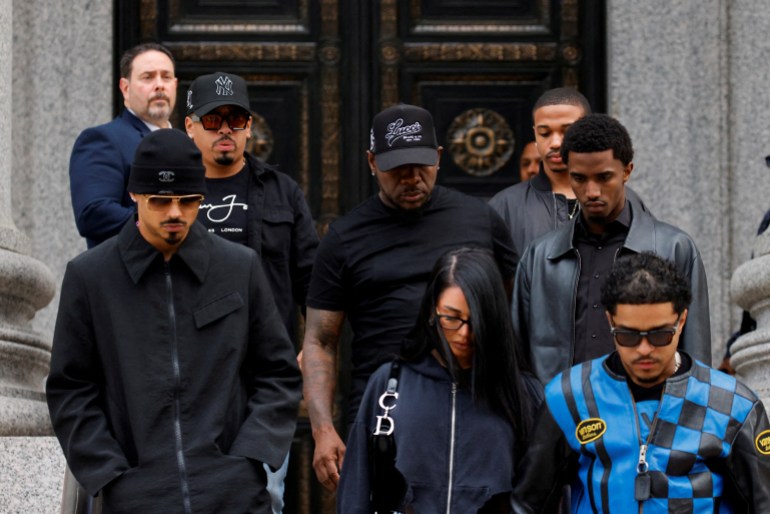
top-left (402, 247), bottom-right (534, 443)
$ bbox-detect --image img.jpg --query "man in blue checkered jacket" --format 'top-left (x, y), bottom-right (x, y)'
top-left (510, 252), bottom-right (770, 513)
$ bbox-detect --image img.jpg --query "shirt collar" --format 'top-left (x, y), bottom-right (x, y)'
top-left (575, 198), bottom-right (632, 237)
top-left (119, 219), bottom-right (210, 284)
top-left (530, 164), bottom-right (553, 192)
top-left (126, 108), bottom-right (172, 131)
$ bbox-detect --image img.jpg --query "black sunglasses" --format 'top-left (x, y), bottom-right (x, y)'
top-left (609, 316), bottom-right (681, 347)
top-left (190, 111), bottom-right (250, 131)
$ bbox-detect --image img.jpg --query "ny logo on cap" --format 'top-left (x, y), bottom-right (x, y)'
top-left (215, 76), bottom-right (234, 96)
top-left (158, 171), bottom-right (175, 183)
top-left (186, 90), bottom-right (193, 110)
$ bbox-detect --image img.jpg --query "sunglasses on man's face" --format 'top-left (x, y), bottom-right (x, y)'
top-left (609, 316), bottom-right (681, 347)
top-left (190, 111), bottom-right (250, 131)
top-left (142, 194), bottom-right (205, 212)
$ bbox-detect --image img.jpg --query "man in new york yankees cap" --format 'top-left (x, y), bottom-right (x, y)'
top-left (185, 72), bottom-right (320, 514)
top-left (301, 103), bottom-right (516, 491)
top-left (47, 128), bottom-right (301, 513)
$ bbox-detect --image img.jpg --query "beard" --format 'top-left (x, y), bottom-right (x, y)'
top-left (164, 234), bottom-right (183, 245)
top-left (147, 103), bottom-right (171, 122)
top-left (214, 154), bottom-right (236, 166)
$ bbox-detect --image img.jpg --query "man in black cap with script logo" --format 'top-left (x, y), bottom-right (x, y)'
top-left (301, 103), bottom-right (516, 491)
top-left (47, 129), bottom-right (301, 513)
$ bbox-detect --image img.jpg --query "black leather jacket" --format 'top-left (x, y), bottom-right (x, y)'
top-left (512, 199), bottom-right (712, 383)
top-left (489, 167), bottom-right (649, 270)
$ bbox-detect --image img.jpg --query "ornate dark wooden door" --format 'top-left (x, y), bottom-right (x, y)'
top-left (117, 1), bottom-right (605, 512)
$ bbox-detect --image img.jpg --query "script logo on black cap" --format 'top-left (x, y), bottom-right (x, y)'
top-left (384, 118), bottom-right (423, 147)
top-left (158, 171), bottom-right (175, 183)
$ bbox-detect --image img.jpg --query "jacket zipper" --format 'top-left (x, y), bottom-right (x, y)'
top-left (569, 252), bottom-right (581, 367)
top-left (627, 383), bottom-right (663, 514)
top-left (165, 263), bottom-right (193, 514)
top-left (445, 383), bottom-right (457, 514)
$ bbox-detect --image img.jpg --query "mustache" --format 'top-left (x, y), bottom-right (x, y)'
top-left (161, 218), bottom-right (185, 226)
top-left (215, 136), bottom-right (234, 146)
top-left (149, 93), bottom-right (170, 103)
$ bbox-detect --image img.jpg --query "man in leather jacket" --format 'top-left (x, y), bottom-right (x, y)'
top-left (490, 88), bottom-right (648, 270)
top-left (511, 114), bottom-right (711, 384)
top-left (511, 252), bottom-right (770, 513)
top-left (490, 88), bottom-right (589, 268)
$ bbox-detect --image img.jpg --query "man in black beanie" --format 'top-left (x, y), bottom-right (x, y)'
top-left (46, 129), bottom-right (302, 513)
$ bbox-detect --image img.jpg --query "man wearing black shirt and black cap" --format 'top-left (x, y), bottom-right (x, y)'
top-left (301, 103), bottom-right (516, 491)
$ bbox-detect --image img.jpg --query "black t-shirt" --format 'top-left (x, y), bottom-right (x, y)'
top-left (306, 185), bottom-right (516, 416)
top-left (197, 167), bottom-right (250, 245)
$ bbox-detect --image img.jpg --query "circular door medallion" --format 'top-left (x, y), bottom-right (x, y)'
top-left (447, 108), bottom-right (514, 177)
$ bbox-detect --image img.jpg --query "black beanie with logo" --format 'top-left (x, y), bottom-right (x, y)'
top-left (128, 129), bottom-right (207, 195)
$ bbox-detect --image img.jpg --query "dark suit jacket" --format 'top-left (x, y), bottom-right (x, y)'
top-left (69, 110), bottom-right (150, 248)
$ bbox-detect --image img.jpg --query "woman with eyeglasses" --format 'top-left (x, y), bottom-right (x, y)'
top-left (337, 247), bottom-right (542, 514)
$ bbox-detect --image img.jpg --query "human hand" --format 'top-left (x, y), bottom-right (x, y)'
top-left (312, 425), bottom-right (346, 491)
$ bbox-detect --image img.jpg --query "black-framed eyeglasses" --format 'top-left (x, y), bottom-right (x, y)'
top-left (609, 316), bottom-right (681, 347)
top-left (190, 111), bottom-right (250, 131)
top-left (435, 313), bottom-right (471, 331)
top-left (142, 194), bottom-right (205, 212)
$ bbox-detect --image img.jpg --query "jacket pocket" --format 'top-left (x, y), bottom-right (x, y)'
top-left (193, 292), bottom-right (244, 329)
top-left (261, 208), bottom-right (294, 261)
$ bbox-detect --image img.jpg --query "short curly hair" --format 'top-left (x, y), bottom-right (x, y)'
top-left (533, 87), bottom-right (591, 117)
top-left (560, 113), bottom-right (634, 166)
top-left (601, 252), bottom-right (692, 315)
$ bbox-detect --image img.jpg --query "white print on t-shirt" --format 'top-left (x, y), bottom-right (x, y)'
top-left (199, 194), bottom-right (248, 223)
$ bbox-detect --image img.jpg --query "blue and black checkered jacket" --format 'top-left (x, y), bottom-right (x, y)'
top-left (512, 352), bottom-right (770, 513)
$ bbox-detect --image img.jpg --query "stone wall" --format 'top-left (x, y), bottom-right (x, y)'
top-left (11, 0), bottom-right (113, 340)
top-left (608, 0), bottom-right (770, 363)
top-left (4, 0), bottom-right (113, 511)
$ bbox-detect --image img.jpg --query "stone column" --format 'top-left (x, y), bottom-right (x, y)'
top-left (0, 2), bottom-right (56, 435)
top-left (730, 231), bottom-right (770, 409)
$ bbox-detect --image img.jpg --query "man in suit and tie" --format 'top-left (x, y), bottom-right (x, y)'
top-left (69, 43), bottom-right (177, 248)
